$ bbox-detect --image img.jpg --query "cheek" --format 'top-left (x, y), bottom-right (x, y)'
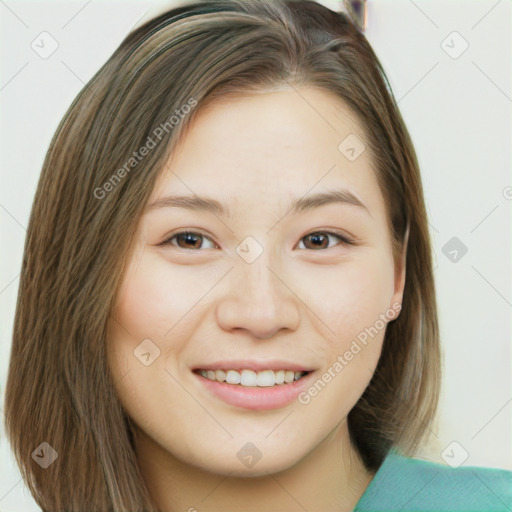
top-left (107, 251), bottom-right (221, 413)
top-left (106, 256), bottom-right (192, 438)
top-left (113, 251), bottom-right (216, 344)
top-left (304, 251), bottom-right (395, 343)
top-left (106, 252), bottom-right (186, 395)
top-left (115, 261), bottom-right (178, 338)
top-left (294, 252), bottom-right (394, 408)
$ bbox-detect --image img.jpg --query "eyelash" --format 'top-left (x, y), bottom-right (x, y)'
top-left (158, 229), bottom-right (356, 251)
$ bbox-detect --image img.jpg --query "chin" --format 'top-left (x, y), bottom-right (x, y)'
top-left (185, 443), bottom-right (305, 479)
top-left (199, 458), bottom-right (297, 479)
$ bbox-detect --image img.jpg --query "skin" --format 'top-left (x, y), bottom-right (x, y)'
top-left (108, 85), bottom-right (406, 512)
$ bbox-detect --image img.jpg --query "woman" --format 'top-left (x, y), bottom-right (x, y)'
top-left (4, 1), bottom-right (511, 511)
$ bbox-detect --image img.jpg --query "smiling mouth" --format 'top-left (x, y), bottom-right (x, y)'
top-left (193, 368), bottom-right (311, 387)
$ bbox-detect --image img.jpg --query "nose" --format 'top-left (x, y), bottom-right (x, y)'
top-left (216, 256), bottom-right (301, 339)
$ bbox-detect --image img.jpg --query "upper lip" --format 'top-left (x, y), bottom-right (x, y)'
top-left (193, 359), bottom-right (315, 373)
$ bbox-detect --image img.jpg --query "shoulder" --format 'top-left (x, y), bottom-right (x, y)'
top-left (354, 450), bottom-right (512, 512)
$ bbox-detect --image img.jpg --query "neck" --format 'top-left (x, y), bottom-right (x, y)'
top-left (135, 420), bottom-right (374, 512)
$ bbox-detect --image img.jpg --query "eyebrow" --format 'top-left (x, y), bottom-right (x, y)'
top-left (145, 189), bottom-right (371, 218)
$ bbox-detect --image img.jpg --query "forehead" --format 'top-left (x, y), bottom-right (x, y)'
top-left (149, 87), bottom-right (384, 221)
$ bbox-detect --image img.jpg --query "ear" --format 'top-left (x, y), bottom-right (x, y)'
top-left (390, 222), bottom-right (409, 312)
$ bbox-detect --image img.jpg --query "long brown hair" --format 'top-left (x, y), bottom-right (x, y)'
top-left (4, 1), bottom-right (441, 510)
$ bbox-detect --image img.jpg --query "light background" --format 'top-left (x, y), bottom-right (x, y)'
top-left (1, 0), bottom-right (511, 510)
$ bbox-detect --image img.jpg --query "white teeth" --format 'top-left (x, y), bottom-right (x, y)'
top-left (226, 370), bottom-right (241, 384)
top-left (284, 370), bottom-right (295, 383)
top-left (198, 368), bottom-right (309, 387)
top-left (256, 370), bottom-right (275, 387)
top-left (215, 370), bottom-right (226, 382)
top-left (240, 370), bottom-right (257, 387)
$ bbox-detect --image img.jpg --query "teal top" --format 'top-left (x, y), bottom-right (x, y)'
top-left (353, 449), bottom-right (512, 511)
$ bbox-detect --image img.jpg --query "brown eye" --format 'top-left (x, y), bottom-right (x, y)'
top-left (159, 230), bottom-right (353, 251)
top-left (160, 231), bottom-right (216, 250)
top-left (298, 231), bottom-right (353, 250)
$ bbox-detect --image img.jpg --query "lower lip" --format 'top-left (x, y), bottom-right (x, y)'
top-left (194, 371), bottom-right (315, 411)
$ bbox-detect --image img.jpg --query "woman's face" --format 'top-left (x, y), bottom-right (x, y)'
top-left (108, 86), bottom-right (406, 476)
